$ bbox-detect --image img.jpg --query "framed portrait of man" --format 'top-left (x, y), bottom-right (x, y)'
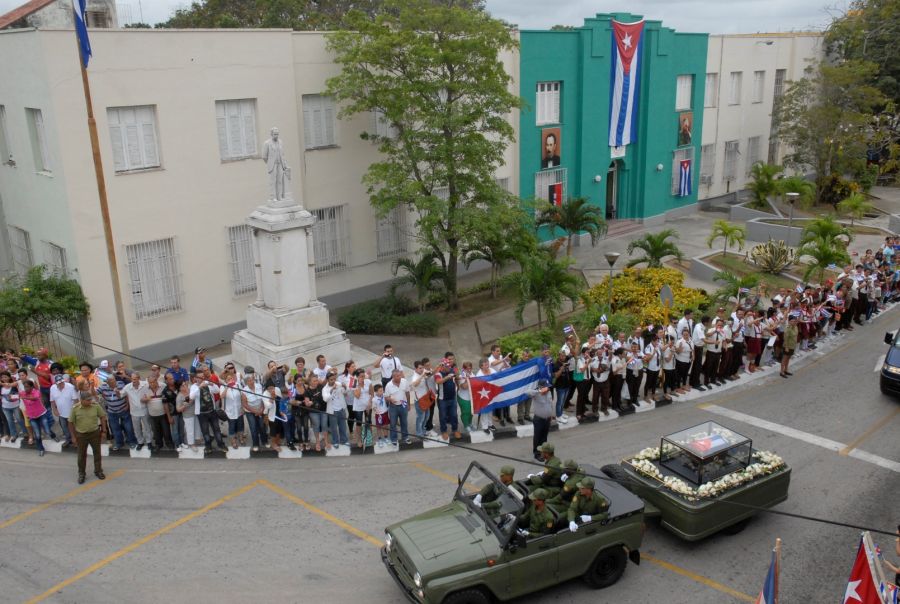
top-left (677, 112), bottom-right (693, 147)
top-left (541, 127), bottom-right (562, 169)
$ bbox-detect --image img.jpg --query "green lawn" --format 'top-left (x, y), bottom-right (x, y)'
top-left (705, 253), bottom-right (799, 292)
top-left (760, 219), bottom-right (885, 236)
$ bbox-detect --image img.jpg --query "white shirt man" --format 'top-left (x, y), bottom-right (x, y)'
top-left (374, 348), bottom-right (403, 383)
top-left (50, 378), bottom-right (78, 444)
top-left (122, 374), bottom-right (152, 447)
top-left (312, 361), bottom-right (333, 382)
top-left (675, 334), bottom-right (693, 364)
top-left (691, 322), bottom-right (707, 349)
top-left (643, 342), bottom-right (661, 372)
top-left (591, 354), bottom-right (610, 383)
top-left (189, 381), bottom-right (221, 415)
top-left (676, 314), bottom-right (695, 343)
top-left (383, 374), bottom-right (410, 408)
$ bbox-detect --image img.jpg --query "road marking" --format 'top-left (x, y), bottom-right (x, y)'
top-left (412, 461), bottom-right (481, 492)
top-left (259, 479), bottom-right (383, 547)
top-left (24, 480), bottom-right (260, 604)
top-left (643, 553), bottom-right (755, 603)
top-left (840, 408), bottom-right (900, 455)
top-left (0, 469), bottom-right (125, 531)
top-left (875, 354), bottom-right (885, 372)
top-left (703, 405), bottom-right (900, 473)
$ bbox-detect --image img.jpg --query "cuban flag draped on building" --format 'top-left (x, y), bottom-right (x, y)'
top-left (608, 19), bottom-right (645, 147)
top-left (73, 0), bottom-right (92, 67)
top-left (469, 358), bottom-right (542, 415)
top-left (678, 159), bottom-right (692, 197)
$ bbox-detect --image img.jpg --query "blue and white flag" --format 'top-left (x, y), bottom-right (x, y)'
top-left (678, 159), bottom-right (692, 197)
top-left (608, 19), bottom-right (645, 147)
top-left (795, 283), bottom-right (805, 294)
top-left (470, 358), bottom-right (542, 415)
top-left (73, 0), bottom-right (92, 67)
top-left (600, 314), bottom-right (608, 324)
top-left (738, 287), bottom-right (751, 294)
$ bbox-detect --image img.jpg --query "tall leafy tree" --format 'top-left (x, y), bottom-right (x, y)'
top-left (706, 219), bottom-right (746, 257)
top-left (390, 253), bottom-right (446, 312)
top-left (0, 266), bottom-right (90, 345)
top-left (534, 197), bottom-right (608, 257)
top-left (512, 251), bottom-right (583, 329)
top-left (326, 0), bottom-right (521, 309)
top-left (836, 192), bottom-right (874, 226)
top-left (775, 175), bottom-right (815, 207)
top-left (461, 204), bottom-right (536, 298)
top-left (625, 229), bottom-right (685, 268)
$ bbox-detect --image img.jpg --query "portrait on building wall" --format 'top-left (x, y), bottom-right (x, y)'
top-left (541, 127), bottom-right (562, 169)
top-left (678, 112), bottom-right (693, 147)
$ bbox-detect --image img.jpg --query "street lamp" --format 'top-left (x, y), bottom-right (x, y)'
top-left (604, 252), bottom-right (620, 314)
top-left (786, 192), bottom-right (799, 245)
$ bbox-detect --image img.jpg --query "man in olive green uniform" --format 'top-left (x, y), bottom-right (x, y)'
top-left (567, 477), bottom-right (610, 532)
top-left (473, 466), bottom-right (515, 514)
top-left (525, 442), bottom-right (563, 496)
top-left (547, 459), bottom-right (585, 513)
top-left (516, 488), bottom-right (556, 539)
top-left (70, 391), bottom-right (108, 484)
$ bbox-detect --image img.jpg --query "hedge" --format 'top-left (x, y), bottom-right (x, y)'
top-left (337, 296), bottom-right (441, 336)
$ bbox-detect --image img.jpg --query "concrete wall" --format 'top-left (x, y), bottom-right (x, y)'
top-left (699, 33), bottom-right (823, 200)
top-left (730, 202), bottom-right (779, 222)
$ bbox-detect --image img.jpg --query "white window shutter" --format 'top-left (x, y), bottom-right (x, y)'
top-left (303, 99), bottom-right (314, 149)
top-left (215, 102), bottom-right (229, 159)
top-left (242, 101), bottom-right (256, 156)
top-left (33, 110), bottom-right (50, 171)
top-left (125, 124), bottom-right (142, 167)
top-left (324, 99), bottom-right (335, 146)
top-left (141, 122), bottom-right (158, 167)
top-left (109, 123), bottom-right (126, 171)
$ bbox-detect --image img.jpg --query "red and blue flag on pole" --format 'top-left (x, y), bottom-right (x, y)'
top-left (73, 0), bottom-right (92, 67)
top-left (608, 19), bottom-right (645, 147)
top-left (678, 159), bottom-right (692, 197)
top-left (755, 548), bottom-right (779, 604)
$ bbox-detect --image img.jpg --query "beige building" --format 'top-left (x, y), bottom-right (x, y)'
top-left (698, 33), bottom-right (824, 202)
top-left (0, 27), bottom-right (519, 361)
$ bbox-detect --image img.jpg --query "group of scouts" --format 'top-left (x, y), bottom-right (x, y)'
top-left (474, 441), bottom-right (611, 539)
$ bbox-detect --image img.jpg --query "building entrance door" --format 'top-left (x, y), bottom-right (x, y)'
top-left (605, 162), bottom-right (618, 220)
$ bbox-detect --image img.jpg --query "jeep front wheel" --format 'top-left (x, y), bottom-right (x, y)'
top-left (442, 587), bottom-right (491, 604)
top-left (583, 546), bottom-right (627, 589)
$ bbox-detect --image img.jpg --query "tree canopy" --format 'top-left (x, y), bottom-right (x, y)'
top-left (0, 267), bottom-right (90, 345)
top-left (325, 0), bottom-right (521, 308)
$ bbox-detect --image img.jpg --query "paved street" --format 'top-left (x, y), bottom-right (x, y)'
top-left (2, 308), bottom-right (898, 604)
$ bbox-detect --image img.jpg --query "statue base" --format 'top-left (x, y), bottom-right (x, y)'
top-left (231, 324), bottom-right (351, 373)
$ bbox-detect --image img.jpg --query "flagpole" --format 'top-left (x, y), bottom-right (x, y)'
top-left (75, 38), bottom-right (130, 355)
top-left (774, 537), bottom-right (781, 603)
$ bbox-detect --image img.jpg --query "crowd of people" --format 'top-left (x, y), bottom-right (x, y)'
top-left (0, 252), bottom-right (895, 475)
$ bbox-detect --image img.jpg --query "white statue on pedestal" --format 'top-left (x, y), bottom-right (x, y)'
top-left (261, 127), bottom-right (292, 204)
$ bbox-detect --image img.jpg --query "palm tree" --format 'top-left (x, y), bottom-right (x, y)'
top-left (746, 163), bottom-right (783, 210)
top-left (712, 270), bottom-right (761, 304)
top-left (534, 197), bottom-right (608, 257)
top-left (799, 214), bottom-right (853, 247)
top-left (775, 175), bottom-right (815, 207)
top-left (836, 192), bottom-right (873, 226)
top-left (625, 229), bottom-right (685, 268)
top-left (706, 219), bottom-right (747, 257)
top-left (390, 253), bottom-right (446, 312)
top-left (512, 251), bottom-right (583, 328)
top-left (797, 236), bottom-right (851, 283)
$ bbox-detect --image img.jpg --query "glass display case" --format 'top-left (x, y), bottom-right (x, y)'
top-left (659, 421), bottom-right (752, 486)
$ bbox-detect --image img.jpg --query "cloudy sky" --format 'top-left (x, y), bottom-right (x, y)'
top-left (1, 0), bottom-right (842, 33)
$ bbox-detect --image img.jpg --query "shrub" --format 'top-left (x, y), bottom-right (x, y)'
top-left (749, 240), bottom-right (794, 273)
top-left (337, 296), bottom-right (440, 336)
top-left (571, 304), bottom-right (640, 338)
top-left (58, 355), bottom-right (80, 376)
top-left (497, 329), bottom-right (555, 363)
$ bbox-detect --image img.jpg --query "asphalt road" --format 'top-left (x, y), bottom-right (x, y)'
top-left (2, 313), bottom-right (898, 604)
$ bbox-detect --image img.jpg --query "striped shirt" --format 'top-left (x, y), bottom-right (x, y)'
top-left (98, 384), bottom-right (128, 414)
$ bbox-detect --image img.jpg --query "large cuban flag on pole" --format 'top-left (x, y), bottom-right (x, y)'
top-left (608, 19), bottom-right (646, 147)
top-left (469, 358), bottom-right (542, 415)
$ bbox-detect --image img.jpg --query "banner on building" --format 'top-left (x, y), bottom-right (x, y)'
top-left (678, 159), bottom-right (692, 197)
top-left (608, 19), bottom-right (645, 147)
top-left (541, 127), bottom-right (561, 169)
top-left (548, 182), bottom-right (563, 206)
top-left (678, 112), bottom-right (693, 146)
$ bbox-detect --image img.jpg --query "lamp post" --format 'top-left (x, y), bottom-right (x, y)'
top-left (604, 252), bottom-right (620, 313)
top-left (786, 192), bottom-right (799, 246)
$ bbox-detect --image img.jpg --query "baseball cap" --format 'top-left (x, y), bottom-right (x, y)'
top-left (195, 347), bottom-right (206, 354)
top-left (53, 374), bottom-right (65, 383)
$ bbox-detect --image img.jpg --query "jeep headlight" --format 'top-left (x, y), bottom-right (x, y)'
top-left (414, 572), bottom-right (422, 588)
top-left (884, 364), bottom-right (900, 375)
top-left (385, 533), bottom-right (393, 552)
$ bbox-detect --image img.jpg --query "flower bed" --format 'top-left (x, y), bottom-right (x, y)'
top-left (627, 447), bottom-right (785, 501)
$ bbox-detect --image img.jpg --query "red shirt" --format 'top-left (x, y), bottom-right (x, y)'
top-left (34, 360), bottom-right (53, 389)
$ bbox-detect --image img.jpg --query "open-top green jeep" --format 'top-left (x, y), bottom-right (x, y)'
top-left (381, 461), bottom-right (644, 604)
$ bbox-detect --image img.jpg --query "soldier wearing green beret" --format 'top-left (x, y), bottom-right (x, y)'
top-left (566, 477), bottom-right (610, 532)
top-left (516, 488), bottom-right (556, 539)
top-left (525, 442), bottom-right (563, 496)
top-left (473, 466), bottom-right (515, 514)
top-left (547, 459), bottom-right (585, 513)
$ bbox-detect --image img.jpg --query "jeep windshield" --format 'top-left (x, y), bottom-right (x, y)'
top-left (454, 461), bottom-right (525, 543)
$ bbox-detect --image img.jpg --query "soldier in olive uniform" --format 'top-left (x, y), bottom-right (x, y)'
top-left (516, 488), bottom-right (556, 539)
top-left (566, 477), bottom-right (610, 532)
top-left (525, 442), bottom-right (563, 496)
top-left (473, 466), bottom-right (515, 514)
top-left (547, 459), bottom-right (585, 513)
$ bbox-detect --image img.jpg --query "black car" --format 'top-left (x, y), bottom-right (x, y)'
top-left (881, 330), bottom-right (900, 396)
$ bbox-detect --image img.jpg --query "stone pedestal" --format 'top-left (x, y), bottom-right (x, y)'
top-left (231, 201), bottom-right (351, 370)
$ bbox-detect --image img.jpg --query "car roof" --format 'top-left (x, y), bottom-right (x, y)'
top-left (582, 464), bottom-right (645, 518)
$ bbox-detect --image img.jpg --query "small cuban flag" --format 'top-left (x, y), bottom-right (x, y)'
top-left (789, 310), bottom-right (801, 319)
top-left (73, 0), bottom-right (92, 67)
top-left (738, 287), bottom-right (751, 294)
top-left (600, 314), bottom-right (608, 324)
top-left (677, 159), bottom-right (692, 197)
top-left (817, 308), bottom-right (832, 319)
top-left (563, 324), bottom-right (574, 335)
top-left (795, 283), bottom-right (805, 294)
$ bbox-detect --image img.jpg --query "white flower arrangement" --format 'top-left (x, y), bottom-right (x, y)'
top-left (627, 450), bottom-right (785, 501)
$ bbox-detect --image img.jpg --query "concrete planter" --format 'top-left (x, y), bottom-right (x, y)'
top-left (730, 201), bottom-right (778, 223)
top-left (890, 214), bottom-right (900, 235)
top-left (746, 218), bottom-right (804, 246)
top-left (688, 252), bottom-right (728, 284)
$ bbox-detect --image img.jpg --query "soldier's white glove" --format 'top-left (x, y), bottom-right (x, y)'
top-left (527, 472), bottom-right (537, 479)
top-left (517, 528), bottom-right (528, 537)
top-left (580, 515), bottom-right (592, 523)
top-left (568, 521), bottom-right (578, 532)
top-left (561, 473), bottom-right (569, 482)
top-left (472, 495), bottom-right (482, 507)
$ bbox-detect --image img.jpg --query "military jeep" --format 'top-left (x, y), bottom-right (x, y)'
top-left (381, 461), bottom-right (644, 604)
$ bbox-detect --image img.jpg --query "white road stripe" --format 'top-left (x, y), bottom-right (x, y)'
top-left (703, 404), bottom-right (899, 473)
top-left (874, 354), bottom-right (885, 372)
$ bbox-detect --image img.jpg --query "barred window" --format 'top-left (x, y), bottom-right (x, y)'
top-left (495, 177), bottom-right (510, 192)
top-left (42, 241), bottom-right (68, 277)
top-left (125, 238), bottom-right (183, 320)
top-left (9, 226), bottom-right (33, 276)
top-left (746, 136), bottom-right (761, 176)
top-left (535, 168), bottom-right (567, 204)
top-left (312, 205), bottom-right (350, 274)
top-left (536, 81), bottom-right (561, 126)
top-left (227, 224), bottom-right (256, 296)
top-left (724, 140), bottom-right (740, 182)
top-left (376, 206), bottom-right (408, 260)
top-left (700, 144), bottom-right (716, 185)
top-left (773, 69), bottom-right (787, 98)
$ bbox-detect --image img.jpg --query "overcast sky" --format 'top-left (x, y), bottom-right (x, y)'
top-left (1, 0), bottom-right (842, 33)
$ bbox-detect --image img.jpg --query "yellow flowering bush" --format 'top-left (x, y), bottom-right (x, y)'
top-left (584, 267), bottom-right (709, 326)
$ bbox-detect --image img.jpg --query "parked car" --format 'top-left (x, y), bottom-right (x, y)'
top-left (881, 330), bottom-right (900, 397)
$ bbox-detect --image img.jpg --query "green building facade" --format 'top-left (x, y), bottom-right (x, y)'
top-left (519, 13), bottom-right (708, 230)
